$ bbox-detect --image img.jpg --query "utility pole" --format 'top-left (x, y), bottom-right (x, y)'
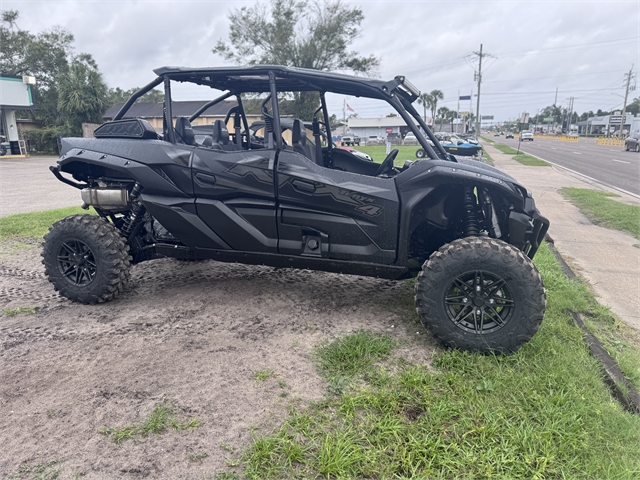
top-left (619, 65), bottom-right (635, 138)
top-left (474, 44), bottom-right (483, 139)
top-left (553, 87), bottom-right (558, 133)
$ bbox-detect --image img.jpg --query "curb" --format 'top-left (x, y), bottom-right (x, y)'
top-left (545, 234), bottom-right (640, 415)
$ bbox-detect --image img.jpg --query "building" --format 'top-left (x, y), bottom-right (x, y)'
top-left (346, 116), bottom-right (428, 139)
top-left (578, 113), bottom-right (640, 136)
top-left (0, 73), bottom-right (36, 156)
top-left (103, 100), bottom-right (261, 132)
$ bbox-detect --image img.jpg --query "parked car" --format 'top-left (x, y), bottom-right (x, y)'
top-left (520, 131), bottom-right (534, 141)
top-left (403, 132), bottom-right (418, 145)
top-left (366, 134), bottom-right (385, 145)
top-left (341, 133), bottom-right (360, 146)
top-left (0, 135), bottom-right (9, 156)
top-left (44, 65), bottom-right (549, 353)
top-left (625, 131), bottom-right (640, 152)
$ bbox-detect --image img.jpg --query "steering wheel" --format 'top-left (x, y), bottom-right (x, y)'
top-left (375, 148), bottom-right (399, 176)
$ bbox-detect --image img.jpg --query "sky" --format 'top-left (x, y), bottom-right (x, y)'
top-left (4, 0), bottom-right (640, 123)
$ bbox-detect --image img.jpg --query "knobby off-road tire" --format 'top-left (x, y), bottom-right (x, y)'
top-left (415, 236), bottom-right (546, 353)
top-left (42, 215), bottom-right (132, 304)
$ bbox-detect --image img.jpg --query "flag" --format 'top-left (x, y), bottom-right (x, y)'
top-left (346, 103), bottom-right (355, 112)
top-left (459, 95), bottom-right (471, 100)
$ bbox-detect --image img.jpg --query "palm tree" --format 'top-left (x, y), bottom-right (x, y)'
top-left (417, 93), bottom-right (432, 124)
top-left (429, 89), bottom-right (444, 128)
top-left (437, 106), bottom-right (450, 131)
top-left (448, 110), bottom-right (458, 132)
top-left (58, 59), bottom-right (108, 135)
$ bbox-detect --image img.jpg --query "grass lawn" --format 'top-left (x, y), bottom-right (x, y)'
top-left (489, 143), bottom-right (549, 166)
top-left (512, 153), bottom-right (549, 166)
top-left (0, 206), bottom-right (91, 240)
top-left (224, 241), bottom-right (640, 479)
top-left (354, 145), bottom-right (421, 165)
top-left (492, 144), bottom-right (519, 155)
top-left (560, 188), bottom-right (640, 240)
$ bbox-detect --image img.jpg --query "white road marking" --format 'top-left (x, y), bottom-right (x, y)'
top-left (572, 151), bottom-right (582, 155)
top-left (551, 147), bottom-right (557, 150)
top-left (612, 159), bottom-right (630, 164)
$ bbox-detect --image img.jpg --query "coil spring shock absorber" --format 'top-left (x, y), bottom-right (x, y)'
top-left (121, 183), bottom-right (145, 239)
top-left (463, 186), bottom-right (479, 236)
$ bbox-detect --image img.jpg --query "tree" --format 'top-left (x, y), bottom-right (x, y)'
top-left (1, 10), bottom-right (105, 130)
top-left (107, 86), bottom-right (164, 106)
top-left (447, 110), bottom-right (457, 132)
top-left (212, 0), bottom-right (380, 120)
top-left (429, 90), bottom-right (444, 124)
top-left (417, 93), bottom-right (430, 123)
top-left (437, 106), bottom-right (450, 131)
top-left (626, 97), bottom-right (640, 116)
top-left (57, 58), bottom-right (109, 135)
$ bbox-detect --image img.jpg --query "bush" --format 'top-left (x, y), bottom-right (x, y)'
top-left (23, 126), bottom-right (69, 154)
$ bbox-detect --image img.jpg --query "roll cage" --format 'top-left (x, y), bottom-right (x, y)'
top-left (112, 65), bottom-right (453, 163)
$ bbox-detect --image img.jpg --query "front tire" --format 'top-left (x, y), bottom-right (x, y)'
top-left (416, 148), bottom-right (426, 158)
top-left (42, 215), bottom-right (132, 304)
top-left (415, 237), bottom-right (545, 353)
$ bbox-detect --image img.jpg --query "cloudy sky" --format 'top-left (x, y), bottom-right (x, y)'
top-left (4, 0), bottom-right (640, 122)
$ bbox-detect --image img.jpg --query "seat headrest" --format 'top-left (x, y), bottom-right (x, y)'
top-left (175, 117), bottom-right (196, 146)
top-left (212, 120), bottom-right (230, 145)
top-left (292, 119), bottom-right (306, 146)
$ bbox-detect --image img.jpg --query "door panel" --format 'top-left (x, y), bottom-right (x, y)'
top-left (276, 151), bottom-right (399, 264)
top-left (192, 148), bottom-right (278, 252)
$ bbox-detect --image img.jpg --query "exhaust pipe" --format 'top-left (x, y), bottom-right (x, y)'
top-left (80, 188), bottom-right (129, 210)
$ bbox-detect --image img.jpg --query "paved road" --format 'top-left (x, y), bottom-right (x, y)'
top-left (0, 156), bottom-right (80, 217)
top-left (492, 137), bottom-right (640, 196)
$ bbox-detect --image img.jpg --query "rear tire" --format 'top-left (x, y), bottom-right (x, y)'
top-left (415, 237), bottom-right (545, 353)
top-left (42, 215), bottom-right (131, 304)
top-left (416, 148), bottom-right (426, 158)
top-left (635, 144), bottom-right (639, 153)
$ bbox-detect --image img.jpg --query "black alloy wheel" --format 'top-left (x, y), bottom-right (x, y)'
top-left (443, 270), bottom-right (514, 335)
top-left (415, 236), bottom-right (546, 353)
top-left (57, 239), bottom-right (97, 286)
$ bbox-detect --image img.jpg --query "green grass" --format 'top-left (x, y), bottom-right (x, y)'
top-left (8, 458), bottom-right (65, 480)
top-left (236, 242), bottom-right (640, 479)
top-left (354, 145), bottom-right (421, 165)
top-left (0, 207), bottom-right (91, 240)
top-left (316, 330), bottom-right (396, 377)
top-left (560, 187), bottom-right (640, 240)
top-left (188, 451), bottom-right (209, 462)
top-left (99, 398), bottom-right (201, 444)
top-left (2, 306), bottom-right (37, 316)
top-left (512, 153), bottom-right (549, 166)
top-left (493, 144), bottom-right (519, 155)
top-left (490, 142), bottom-right (549, 166)
top-left (253, 369), bottom-right (274, 382)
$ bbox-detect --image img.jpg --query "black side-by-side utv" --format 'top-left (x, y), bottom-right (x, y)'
top-left (43, 65), bottom-right (549, 352)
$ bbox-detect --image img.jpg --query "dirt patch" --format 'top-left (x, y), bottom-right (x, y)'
top-left (0, 243), bottom-right (438, 478)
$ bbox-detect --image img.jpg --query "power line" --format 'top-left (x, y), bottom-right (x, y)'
top-left (494, 36), bottom-right (639, 58)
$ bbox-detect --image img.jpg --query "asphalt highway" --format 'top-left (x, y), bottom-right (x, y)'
top-left (492, 136), bottom-right (640, 196)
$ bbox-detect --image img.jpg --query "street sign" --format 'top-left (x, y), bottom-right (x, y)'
top-left (385, 127), bottom-right (393, 134)
top-left (520, 112), bottom-right (529, 124)
top-left (610, 116), bottom-right (622, 124)
top-left (543, 117), bottom-right (554, 122)
top-left (481, 115), bottom-right (494, 120)
top-left (459, 95), bottom-right (471, 100)
top-left (459, 111), bottom-right (469, 116)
